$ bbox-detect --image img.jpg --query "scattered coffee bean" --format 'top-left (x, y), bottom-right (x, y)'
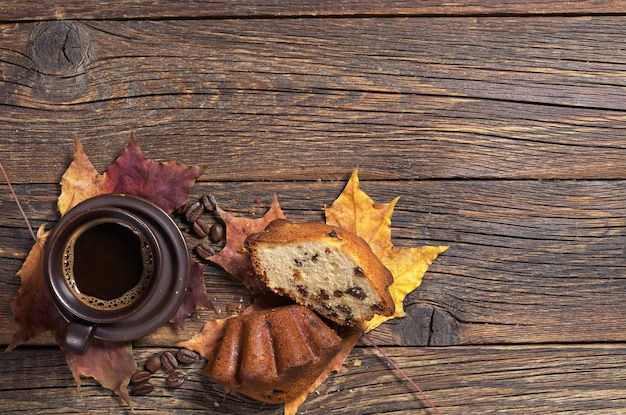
top-left (195, 241), bottom-right (215, 260)
top-left (130, 380), bottom-right (154, 396)
top-left (202, 194), bottom-right (217, 212)
top-left (165, 371), bottom-right (185, 388)
top-left (208, 223), bottom-right (225, 243)
top-left (176, 348), bottom-right (197, 365)
top-left (161, 351), bottom-right (179, 372)
top-left (185, 201), bottom-right (204, 223)
top-left (195, 219), bottom-right (212, 238)
top-left (145, 354), bottom-right (162, 373)
top-left (193, 220), bottom-right (207, 238)
top-left (130, 370), bottom-right (152, 385)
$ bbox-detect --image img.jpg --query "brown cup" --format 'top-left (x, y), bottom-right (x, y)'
top-left (44, 194), bottom-right (189, 355)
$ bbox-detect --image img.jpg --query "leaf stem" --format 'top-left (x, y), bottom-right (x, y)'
top-left (362, 332), bottom-right (442, 415)
top-left (0, 162), bottom-right (37, 242)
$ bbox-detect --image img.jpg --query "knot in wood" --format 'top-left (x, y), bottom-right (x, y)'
top-left (429, 307), bottom-right (460, 346)
top-left (31, 21), bottom-right (90, 76)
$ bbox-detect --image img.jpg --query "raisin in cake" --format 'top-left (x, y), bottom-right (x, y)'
top-left (204, 305), bottom-right (342, 404)
top-left (246, 219), bottom-right (395, 326)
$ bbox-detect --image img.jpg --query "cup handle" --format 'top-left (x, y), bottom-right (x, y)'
top-left (65, 319), bottom-right (97, 355)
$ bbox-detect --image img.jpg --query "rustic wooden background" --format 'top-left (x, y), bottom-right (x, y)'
top-left (2, 1), bottom-right (626, 414)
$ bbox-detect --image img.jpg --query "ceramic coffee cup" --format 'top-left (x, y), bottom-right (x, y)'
top-left (44, 194), bottom-right (189, 355)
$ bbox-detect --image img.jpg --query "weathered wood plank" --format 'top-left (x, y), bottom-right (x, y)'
top-left (2, 17), bottom-right (626, 182)
top-left (3, 344), bottom-right (626, 414)
top-left (2, 179), bottom-right (626, 348)
top-left (1, 3), bottom-right (623, 415)
top-left (1, 0), bottom-right (625, 21)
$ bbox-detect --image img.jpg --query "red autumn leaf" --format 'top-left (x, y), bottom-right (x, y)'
top-left (58, 134), bottom-right (205, 215)
top-left (7, 226), bottom-right (137, 406)
top-left (104, 133), bottom-right (204, 214)
top-left (170, 259), bottom-right (214, 329)
top-left (7, 226), bottom-right (137, 404)
top-left (9, 135), bottom-right (205, 406)
top-left (209, 195), bottom-right (287, 299)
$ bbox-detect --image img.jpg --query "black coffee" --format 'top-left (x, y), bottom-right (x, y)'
top-left (63, 219), bottom-right (154, 310)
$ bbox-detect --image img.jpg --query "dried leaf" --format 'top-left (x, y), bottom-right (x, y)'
top-left (7, 227), bottom-right (136, 405)
top-left (6, 226), bottom-right (58, 351)
top-left (104, 133), bottom-right (204, 214)
top-left (61, 334), bottom-right (136, 407)
top-left (58, 139), bottom-right (111, 216)
top-left (58, 134), bottom-right (204, 215)
top-left (324, 169), bottom-right (398, 257)
top-left (170, 259), bottom-right (214, 329)
top-left (177, 300), bottom-right (270, 359)
top-left (284, 328), bottom-right (361, 415)
top-left (325, 169), bottom-right (448, 332)
top-left (209, 195), bottom-right (286, 298)
top-left (177, 317), bottom-right (229, 359)
top-left (364, 244), bottom-right (448, 332)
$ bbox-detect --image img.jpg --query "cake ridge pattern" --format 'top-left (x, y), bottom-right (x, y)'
top-left (204, 304), bottom-right (342, 404)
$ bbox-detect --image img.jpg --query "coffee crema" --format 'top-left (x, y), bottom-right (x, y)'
top-left (62, 219), bottom-right (154, 310)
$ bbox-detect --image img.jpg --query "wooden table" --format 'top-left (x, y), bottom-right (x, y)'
top-left (2, 2), bottom-right (626, 413)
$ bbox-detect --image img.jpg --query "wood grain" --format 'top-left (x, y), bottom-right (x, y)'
top-left (2, 17), bottom-right (626, 182)
top-left (3, 344), bottom-right (626, 414)
top-left (1, 0), bottom-right (625, 21)
top-left (3, 2), bottom-right (626, 414)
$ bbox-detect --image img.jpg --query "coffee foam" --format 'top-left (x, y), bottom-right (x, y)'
top-left (62, 219), bottom-right (154, 311)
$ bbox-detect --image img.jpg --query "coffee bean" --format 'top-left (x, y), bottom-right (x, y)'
top-left (130, 380), bottom-right (154, 396)
top-left (176, 348), bottom-right (197, 365)
top-left (194, 219), bottom-right (212, 238)
top-left (192, 220), bottom-right (207, 238)
top-left (165, 371), bottom-right (185, 388)
top-left (185, 201), bottom-right (203, 223)
top-left (145, 354), bottom-right (162, 373)
top-left (202, 194), bottom-right (217, 212)
top-left (130, 370), bottom-right (151, 385)
top-left (208, 223), bottom-right (225, 243)
top-left (161, 351), bottom-right (179, 372)
top-left (195, 241), bottom-right (215, 260)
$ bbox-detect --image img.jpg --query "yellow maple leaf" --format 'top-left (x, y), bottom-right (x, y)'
top-left (283, 170), bottom-right (447, 415)
top-left (325, 169), bottom-right (448, 333)
top-left (58, 138), bottom-right (110, 215)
